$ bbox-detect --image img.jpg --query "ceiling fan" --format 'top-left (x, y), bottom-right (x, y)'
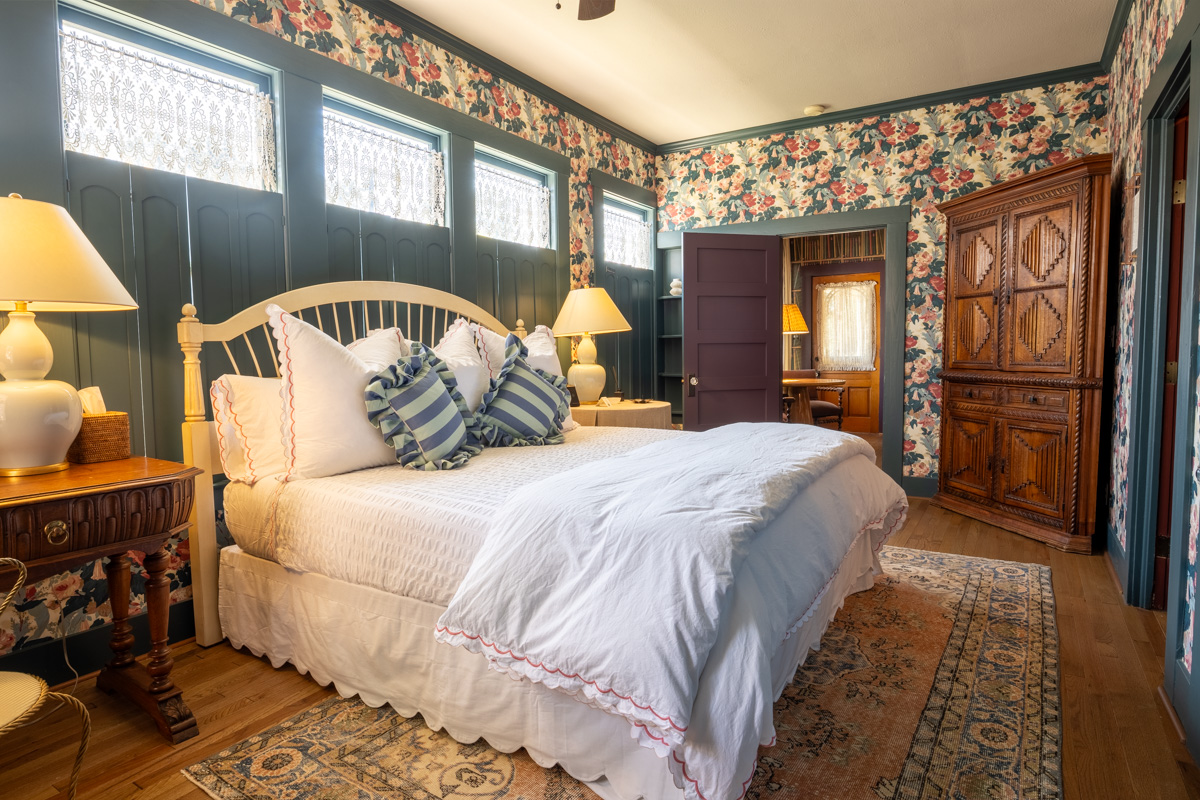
top-left (576, 0), bottom-right (616, 20)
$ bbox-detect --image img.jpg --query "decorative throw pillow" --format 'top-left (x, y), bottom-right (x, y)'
top-left (365, 344), bottom-right (483, 470)
top-left (346, 327), bottom-right (411, 371)
top-left (521, 324), bottom-right (564, 377)
top-left (434, 318), bottom-right (489, 412)
top-left (473, 324), bottom-right (508, 381)
top-left (476, 334), bottom-right (571, 447)
top-left (267, 304), bottom-right (397, 480)
top-left (210, 375), bottom-right (286, 484)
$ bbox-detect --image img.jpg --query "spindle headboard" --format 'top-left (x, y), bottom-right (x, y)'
top-left (178, 281), bottom-right (524, 646)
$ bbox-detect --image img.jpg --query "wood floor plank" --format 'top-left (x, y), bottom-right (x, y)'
top-left (2, 498), bottom-right (1198, 799)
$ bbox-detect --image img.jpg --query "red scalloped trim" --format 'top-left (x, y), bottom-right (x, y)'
top-left (269, 308), bottom-right (299, 483)
top-left (435, 625), bottom-right (688, 734)
top-left (210, 381), bottom-right (236, 478)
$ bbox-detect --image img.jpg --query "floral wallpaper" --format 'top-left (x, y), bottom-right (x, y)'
top-left (1, 0), bottom-right (656, 659)
top-left (656, 79), bottom-right (1110, 477)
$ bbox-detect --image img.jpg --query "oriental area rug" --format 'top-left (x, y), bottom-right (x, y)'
top-left (184, 547), bottom-right (1061, 800)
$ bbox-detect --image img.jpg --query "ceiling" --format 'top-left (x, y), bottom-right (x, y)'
top-left (391, 0), bottom-right (1118, 146)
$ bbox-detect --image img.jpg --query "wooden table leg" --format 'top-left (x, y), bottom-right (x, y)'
top-left (794, 391), bottom-right (814, 425)
top-left (97, 545), bottom-right (198, 744)
top-left (104, 553), bottom-right (135, 669)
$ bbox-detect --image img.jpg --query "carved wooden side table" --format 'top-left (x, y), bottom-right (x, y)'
top-left (0, 458), bottom-right (202, 743)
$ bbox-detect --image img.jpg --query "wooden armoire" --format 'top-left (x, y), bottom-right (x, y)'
top-left (932, 154), bottom-right (1111, 553)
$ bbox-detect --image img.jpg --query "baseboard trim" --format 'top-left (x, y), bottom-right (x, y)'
top-left (0, 599), bottom-right (196, 687)
top-left (903, 476), bottom-right (939, 498)
top-left (1158, 684), bottom-right (1187, 744)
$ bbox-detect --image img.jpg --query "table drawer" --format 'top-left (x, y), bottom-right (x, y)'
top-left (947, 382), bottom-right (1002, 405)
top-left (1004, 387), bottom-right (1070, 413)
top-left (0, 484), bottom-right (187, 566)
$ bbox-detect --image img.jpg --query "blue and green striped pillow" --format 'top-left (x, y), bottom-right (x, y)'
top-left (365, 344), bottom-right (483, 470)
top-left (476, 334), bottom-right (570, 447)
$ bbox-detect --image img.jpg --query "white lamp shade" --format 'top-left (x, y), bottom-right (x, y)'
top-left (551, 286), bottom-right (631, 337)
top-left (0, 194), bottom-right (137, 311)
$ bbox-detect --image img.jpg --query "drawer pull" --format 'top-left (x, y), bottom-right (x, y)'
top-left (1027, 394), bottom-right (1040, 404)
top-left (964, 388), bottom-right (974, 398)
top-left (43, 519), bottom-right (69, 546)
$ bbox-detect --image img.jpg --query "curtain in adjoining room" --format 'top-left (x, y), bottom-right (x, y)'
top-left (814, 280), bottom-right (877, 371)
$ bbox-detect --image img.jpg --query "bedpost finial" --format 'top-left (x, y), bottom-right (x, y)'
top-left (182, 303), bottom-right (197, 318)
top-left (515, 319), bottom-right (527, 338)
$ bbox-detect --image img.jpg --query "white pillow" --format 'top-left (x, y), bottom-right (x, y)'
top-left (210, 375), bottom-right (286, 484)
top-left (347, 327), bottom-right (411, 371)
top-left (435, 319), bottom-right (489, 413)
top-left (473, 324), bottom-right (508, 381)
top-left (522, 324), bottom-right (564, 377)
top-left (267, 304), bottom-right (397, 480)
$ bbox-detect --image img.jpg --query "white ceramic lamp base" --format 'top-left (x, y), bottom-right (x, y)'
top-left (568, 333), bottom-right (605, 405)
top-left (0, 310), bottom-right (82, 475)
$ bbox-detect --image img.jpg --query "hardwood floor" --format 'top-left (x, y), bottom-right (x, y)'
top-left (4, 499), bottom-right (1200, 799)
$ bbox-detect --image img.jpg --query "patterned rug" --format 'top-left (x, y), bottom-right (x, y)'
top-left (184, 547), bottom-right (1061, 800)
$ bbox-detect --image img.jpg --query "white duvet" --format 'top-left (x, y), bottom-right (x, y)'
top-left (436, 423), bottom-right (908, 800)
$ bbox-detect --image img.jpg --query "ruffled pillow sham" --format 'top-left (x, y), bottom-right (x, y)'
top-left (476, 334), bottom-right (571, 447)
top-left (365, 343), bottom-right (484, 470)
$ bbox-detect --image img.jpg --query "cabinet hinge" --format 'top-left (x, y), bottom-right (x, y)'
top-left (1166, 360), bottom-right (1179, 386)
top-left (999, 457), bottom-right (1007, 474)
top-left (1174, 179), bottom-right (1187, 205)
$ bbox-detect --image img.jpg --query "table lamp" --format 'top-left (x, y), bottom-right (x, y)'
top-left (551, 285), bottom-right (631, 404)
top-left (783, 303), bottom-right (808, 335)
top-left (0, 193), bottom-right (138, 476)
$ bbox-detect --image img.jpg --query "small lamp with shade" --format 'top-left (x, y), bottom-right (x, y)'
top-left (0, 193), bottom-right (138, 476)
top-left (551, 285), bottom-right (631, 405)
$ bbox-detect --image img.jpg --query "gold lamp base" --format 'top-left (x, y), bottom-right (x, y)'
top-left (0, 461), bottom-right (70, 478)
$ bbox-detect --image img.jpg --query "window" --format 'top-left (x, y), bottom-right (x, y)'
top-left (475, 156), bottom-right (551, 249)
top-left (59, 22), bottom-right (277, 192)
top-left (323, 107), bottom-right (445, 226)
top-left (603, 198), bottom-right (652, 270)
top-left (813, 281), bottom-right (878, 371)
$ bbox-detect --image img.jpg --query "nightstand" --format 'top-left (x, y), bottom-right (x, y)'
top-left (570, 399), bottom-right (674, 429)
top-left (0, 457), bottom-right (202, 743)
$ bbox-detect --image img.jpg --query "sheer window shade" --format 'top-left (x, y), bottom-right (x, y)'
top-left (59, 23), bottom-right (277, 192)
top-left (323, 110), bottom-right (445, 226)
top-left (476, 162), bottom-right (551, 249)
top-left (814, 280), bottom-right (878, 371)
top-left (603, 203), bottom-right (652, 270)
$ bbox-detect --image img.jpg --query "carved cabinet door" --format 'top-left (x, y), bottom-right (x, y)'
top-left (997, 418), bottom-right (1068, 521)
top-left (942, 406), bottom-right (995, 499)
top-left (1003, 190), bottom-right (1079, 373)
top-left (947, 218), bottom-right (1002, 371)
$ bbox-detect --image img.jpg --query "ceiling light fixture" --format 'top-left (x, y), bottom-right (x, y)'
top-left (578, 0), bottom-right (615, 19)
top-left (804, 104), bottom-right (828, 117)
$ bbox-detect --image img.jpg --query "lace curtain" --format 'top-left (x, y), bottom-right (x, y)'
top-left (476, 162), bottom-right (551, 249)
top-left (814, 280), bottom-right (878, 371)
top-left (603, 203), bottom-right (652, 270)
top-left (323, 110), bottom-right (445, 226)
top-left (59, 23), bottom-right (277, 192)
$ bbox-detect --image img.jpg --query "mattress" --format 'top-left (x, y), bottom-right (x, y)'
top-left (224, 426), bottom-right (681, 604)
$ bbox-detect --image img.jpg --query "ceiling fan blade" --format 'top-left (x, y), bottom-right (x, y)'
top-left (578, 0), bottom-right (615, 20)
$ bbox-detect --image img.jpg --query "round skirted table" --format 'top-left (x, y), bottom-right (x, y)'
top-left (569, 399), bottom-right (674, 429)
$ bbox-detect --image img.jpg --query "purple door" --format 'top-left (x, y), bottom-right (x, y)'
top-left (682, 232), bottom-right (782, 431)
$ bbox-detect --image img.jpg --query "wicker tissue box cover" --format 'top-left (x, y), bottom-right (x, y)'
top-left (67, 411), bottom-right (130, 463)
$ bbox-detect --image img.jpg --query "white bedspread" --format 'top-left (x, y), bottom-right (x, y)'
top-left (224, 426), bottom-right (681, 604)
top-left (435, 423), bottom-right (908, 800)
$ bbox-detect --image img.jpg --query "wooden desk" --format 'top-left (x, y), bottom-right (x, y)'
top-left (0, 458), bottom-right (202, 743)
top-left (570, 399), bottom-right (673, 429)
top-left (782, 378), bottom-right (846, 424)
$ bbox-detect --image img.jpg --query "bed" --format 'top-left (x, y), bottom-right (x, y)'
top-left (178, 281), bottom-right (908, 800)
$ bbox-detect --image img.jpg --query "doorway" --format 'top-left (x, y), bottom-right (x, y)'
top-left (785, 230), bottom-right (885, 434)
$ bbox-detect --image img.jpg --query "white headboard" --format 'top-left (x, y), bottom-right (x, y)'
top-left (178, 281), bottom-right (523, 646)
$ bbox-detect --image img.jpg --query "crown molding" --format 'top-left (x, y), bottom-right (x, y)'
top-left (657, 62), bottom-right (1105, 154)
top-left (355, 0), bottom-right (657, 154)
top-left (1101, 0), bottom-right (1135, 71)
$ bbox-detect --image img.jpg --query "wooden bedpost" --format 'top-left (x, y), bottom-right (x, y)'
top-left (178, 303), bottom-right (223, 647)
top-left (515, 319), bottom-right (527, 338)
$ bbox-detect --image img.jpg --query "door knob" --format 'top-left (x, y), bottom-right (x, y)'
top-left (687, 374), bottom-right (698, 397)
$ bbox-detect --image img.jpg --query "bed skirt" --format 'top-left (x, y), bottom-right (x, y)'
top-left (217, 536), bottom-right (882, 800)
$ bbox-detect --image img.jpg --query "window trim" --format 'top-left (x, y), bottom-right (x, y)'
top-left (474, 149), bottom-right (555, 250)
top-left (323, 94), bottom-right (442, 151)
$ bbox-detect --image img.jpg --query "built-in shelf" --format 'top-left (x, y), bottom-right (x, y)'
top-left (659, 295), bottom-right (682, 300)
top-left (660, 334), bottom-right (681, 339)
top-left (659, 372), bottom-right (682, 378)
